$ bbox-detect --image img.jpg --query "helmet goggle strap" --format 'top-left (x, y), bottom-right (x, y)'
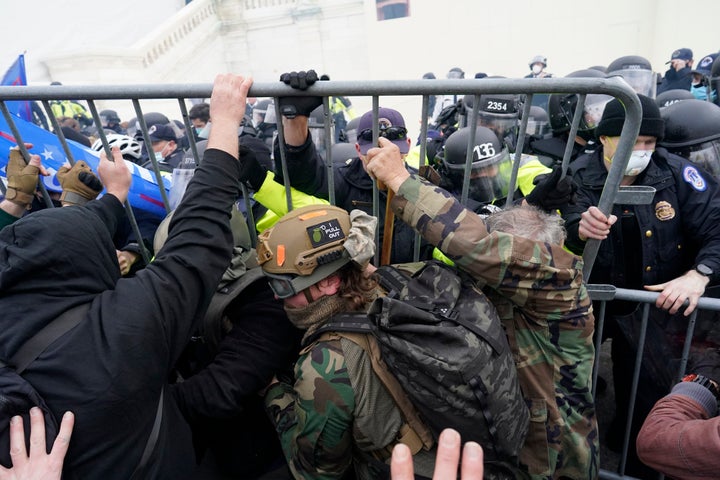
top-left (357, 125), bottom-right (408, 142)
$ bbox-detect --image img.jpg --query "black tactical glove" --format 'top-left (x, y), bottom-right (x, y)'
top-left (524, 164), bottom-right (578, 212)
top-left (688, 347), bottom-right (720, 385)
top-left (238, 144), bottom-right (267, 191)
top-left (5, 148), bottom-right (40, 208)
top-left (57, 160), bottom-right (104, 206)
top-left (278, 69), bottom-right (325, 118)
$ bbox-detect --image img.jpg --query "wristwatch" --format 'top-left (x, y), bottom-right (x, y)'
top-left (695, 263), bottom-right (713, 278)
top-left (682, 373), bottom-right (720, 401)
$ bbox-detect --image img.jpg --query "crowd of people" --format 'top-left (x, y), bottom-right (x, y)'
top-left (2, 45), bottom-right (720, 480)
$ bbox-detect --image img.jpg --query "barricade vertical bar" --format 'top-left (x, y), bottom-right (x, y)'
top-left (0, 101), bottom-right (53, 208)
top-left (459, 95), bottom-right (479, 206)
top-left (322, 95), bottom-right (335, 206)
top-left (272, 98), bottom-right (294, 213)
top-left (371, 98), bottom-right (381, 266)
top-left (41, 100), bottom-right (77, 167)
top-left (505, 94), bottom-right (533, 206)
top-left (592, 299), bottom-right (608, 399)
top-left (562, 94), bottom-right (586, 178)
top-left (676, 309), bottom-right (699, 383)
top-left (618, 302), bottom-right (650, 476)
top-left (132, 99), bottom-right (171, 213)
top-left (88, 99), bottom-right (151, 265)
top-left (413, 95), bottom-right (430, 262)
top-left (177, 99), bottom-right (200, 165)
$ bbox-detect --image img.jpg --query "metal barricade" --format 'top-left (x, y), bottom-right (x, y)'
top-left (1, 78), bottom-right (656, 478)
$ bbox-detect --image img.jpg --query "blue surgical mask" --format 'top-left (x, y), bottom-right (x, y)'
top-left (198, 122), bottom-right (211, 139)
top-left (691, 85), bottom-right (709, 101)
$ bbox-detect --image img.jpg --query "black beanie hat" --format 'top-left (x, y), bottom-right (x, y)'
top-left (596, 94), bottom-right (665, 141)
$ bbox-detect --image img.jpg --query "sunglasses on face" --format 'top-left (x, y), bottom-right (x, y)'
top-left (357, 126), bottom-right (408, 142)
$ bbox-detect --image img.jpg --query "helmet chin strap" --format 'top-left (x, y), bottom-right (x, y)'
top-left (302, 287), bottom-right (315, 304)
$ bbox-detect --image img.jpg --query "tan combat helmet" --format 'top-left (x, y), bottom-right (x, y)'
top-left (257, 204), bottom-right (352, 298)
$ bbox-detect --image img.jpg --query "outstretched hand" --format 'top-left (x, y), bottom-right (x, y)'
top-left (207, 74), bottom-right (254, 158)
top-left (0, 408), bottom-right (74, 480)
top-left (363, 137), bottom-right (410, 193)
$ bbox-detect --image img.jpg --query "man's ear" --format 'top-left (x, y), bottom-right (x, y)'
top-left (316, 274), bottom-right (342, 296)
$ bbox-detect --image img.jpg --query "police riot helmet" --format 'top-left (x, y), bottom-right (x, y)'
top-left (99, 109), bottom-right (121, 125)
top-left (437, 126), bottom-right (511, 203)
top-left (466, 94), bottom-right (520, 145)
top-left (528, 55), bottom-right (547, 69)
top-left (340, 116), bottom-right (361, 143)
top-left (711, 55), bottom-right (720, 107)
top-left (606, 55), bottom-right (656, 98)
top-left (525, 106), bottom-right (551, 138)
top-left (142, 112), bottom-right (170, 127)
top-left (659, 99), bottom-right (720, 178)
top-left (547, 69), bottom-right (611, 140)
top-left (447, 67), bottom-right (465, 79)
top-left (257, 205), bottom-right (353, 298)
top-left (252, 99), bottom-right (273, 127)
top-left (91, 134), bottom-right (142, 163)
top-left (655, 89), bottom-right (695, 110)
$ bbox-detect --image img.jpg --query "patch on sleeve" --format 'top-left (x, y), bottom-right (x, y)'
top-left (683, 166), bottom-right (707, 191)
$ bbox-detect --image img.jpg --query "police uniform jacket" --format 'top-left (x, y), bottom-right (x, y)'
top-left (562, 147), bottom-right (720, 286)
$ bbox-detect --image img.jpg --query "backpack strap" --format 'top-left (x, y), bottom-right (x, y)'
top-left (129, 387), bottom-right (164, 480)
top-left (10, 303), bottom-right (91, 374)
top-left (308, 316), bottom-right (435, 453)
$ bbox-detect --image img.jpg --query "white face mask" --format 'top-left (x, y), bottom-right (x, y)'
top-left (531, 64), bottom-right (543, 75)
top-left (154, 151), bottom-right (164, 162)
top-left (624, 150), bottom-right (653, 176)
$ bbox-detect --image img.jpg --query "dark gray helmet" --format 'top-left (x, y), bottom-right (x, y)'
top-left (606, 55), bottom-right (656, 97)
top-left (547, 69), bottom-right (610, 139)
top-left (437, 126), bottom-right (511, 203)
top-left (655, 89), bottom-right (695, 109)
top-left (659, 99), bottom-right (720, 178)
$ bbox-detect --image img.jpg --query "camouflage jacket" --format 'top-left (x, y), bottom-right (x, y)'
top-left (264, 335), bottom-right (436, 480)
top-left (393, 175), bottom-right (599, 480)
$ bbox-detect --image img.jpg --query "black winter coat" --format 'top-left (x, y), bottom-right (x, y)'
top-left (0, 148), bottom-right (241, 479)
top-left (561, 147), bottom-right (720, 287)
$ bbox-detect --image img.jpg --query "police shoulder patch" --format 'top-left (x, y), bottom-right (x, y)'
top-left (682, 166), bottom-right (707, 191)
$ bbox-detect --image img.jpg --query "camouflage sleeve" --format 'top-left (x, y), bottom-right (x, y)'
top-left (264, 340), bottom-right (356, 480)
top-left (393, 175), bottom-right (591, 320)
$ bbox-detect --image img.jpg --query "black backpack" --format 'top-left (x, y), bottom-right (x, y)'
top-left (308, 261), bottom-right (529, 473)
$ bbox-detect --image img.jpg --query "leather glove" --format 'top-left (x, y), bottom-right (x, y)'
top-left (238, 144), bottom-right (267, 191)
top-left (6, 149), bottom-right (40, 208)
top-left (278, 69), bottom-right (325, 118)
top-left (57, 161), bottom-right (104, 206)
top-left (524, 164), bottom-right (578, 212)
top-left (688, 347), bottom-right (720, 385)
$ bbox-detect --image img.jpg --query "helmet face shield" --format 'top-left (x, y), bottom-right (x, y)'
top-left (687, 139), bottom-right (720, 179)
top-left (583, 94), bottom-right (613, 130)
top-left (443, 146), bottom-right (512, 203)
top-left (609, 69), bottom-right (656, 98)
top-left (477, 114), bottom-right (518, 142)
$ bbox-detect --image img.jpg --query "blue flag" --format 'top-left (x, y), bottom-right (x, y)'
top-left (0, 113), bottom-right (171, 219)
top-left (1, 54), bottom-right (32, 122)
